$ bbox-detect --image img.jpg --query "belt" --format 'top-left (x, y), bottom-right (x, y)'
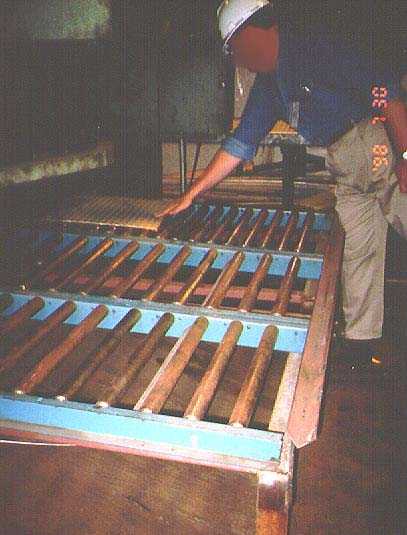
top-left (328, 120), bottom-right (356, 147)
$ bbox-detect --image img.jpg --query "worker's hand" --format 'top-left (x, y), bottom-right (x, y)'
top-left (156, 194), bottom-right (194, 218)
top-left (395, 160), bottom-right (407, 194)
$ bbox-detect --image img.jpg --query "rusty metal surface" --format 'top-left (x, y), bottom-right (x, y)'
top-left (0, 301), bottom-right (76, 375)
top-left (0, 296), bottom-right (44, 337)
top-left (0, 200), bottom-right (342, 479)
top-left (229, 325), bottom-right (278, 427)
top-left (239, 254), bottom-right (273, 313)
top-left (15, 304), bottom-right (108, 394)
top-left (184, 320), bottom-right (243, 421)
top-left (134, 316), bottom-right (209, 413)
top-left (51, 196), bottom-right (174, 231)
top-left (60, 308), bottom-right (142, 401)
top-left (287, 215), bottom-right (344, 448)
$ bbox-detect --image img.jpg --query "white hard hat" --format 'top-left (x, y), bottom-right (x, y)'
top-left (217, 0), bottom-right (271, 52)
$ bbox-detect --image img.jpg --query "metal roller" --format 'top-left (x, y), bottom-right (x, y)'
top-left (239, 254), bottom-right (273, 312)
top-left (260, 209), bottom-right (284, 248)
top-left (184, 320), bottom-right (243, 420)
top-left (51, 238), bottom-right (114, 291)
top-left (143, 245), bottom-right (192, 301)
top-left (190, 206), bottom-right (224, 242)
top-left (177, 204), bottom-right (211, 241)
top-left (295, 210), bottom-right (315, 253)
top-left (97, 312), bottom-right (175, 407)
top-left (0, 296), bottom-right (44, 338)
top-left (0, 301), bottom-right (76, 375)
top-left (225, 208), bottom-right (254, 246)
top-left (110, 243), bottom-right (165, 298)
top-left (207, 207), bottom-right (239, 243)
top-left (80, 240), bottom-right (140, 294)
top-left (26, 236), bottom-right (88, 288)
top-left (229, 325), bottom-right (278, 427)
top-left (272, 257), bottom-right (301, 316)
top-left (58, 308), bottom-right (141, 401)
top-left (203, 251), bottom-right (245, 308)
top-left (242, 209), bottom-right (269, 247)
top-left (15, 304), bottom-right (108, 394)
top-left (175, 248), bottom-right (218, 305)
top-left (277, 211), bottom-right (299, 251)
top-left (134, 316), bottom-right (209, 413)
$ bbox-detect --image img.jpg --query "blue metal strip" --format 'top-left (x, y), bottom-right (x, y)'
top-left (0, 394), bottom-right (282, 463)
top-left (50, 232), bottom-right (323, 280)
top-left (0, 290), bottom-right (309, 353)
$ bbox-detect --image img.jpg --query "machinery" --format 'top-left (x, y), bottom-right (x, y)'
top-left (0, 1), bottom-right (344, 532)
top-left (0, 197), bottom-right (343, 534)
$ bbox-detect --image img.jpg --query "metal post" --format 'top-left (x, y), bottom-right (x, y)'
top-left (179, 136), bottom-right (187, 195)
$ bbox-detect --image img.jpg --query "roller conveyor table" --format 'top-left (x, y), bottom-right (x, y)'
top-left (0, 200), bottom-right (343, 534)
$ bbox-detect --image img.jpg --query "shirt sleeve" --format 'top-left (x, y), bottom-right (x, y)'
top-left (222, 72), bottom-right (286, 160)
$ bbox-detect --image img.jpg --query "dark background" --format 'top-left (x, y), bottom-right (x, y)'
top-left (1, 0), bottom-right (406, 168)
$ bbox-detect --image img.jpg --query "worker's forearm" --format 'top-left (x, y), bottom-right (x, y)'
top-left (383, 99), bottom-right (407, 154)
top-left (185, 149), bottom-right (242, 201)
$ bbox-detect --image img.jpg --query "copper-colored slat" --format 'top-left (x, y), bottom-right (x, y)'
top-left (190, 206), bottom-right (224, 242)
top-left (260, 210), bottom-right (284, 248)
top-left (242, 209), bottom-right (269, 247)
top-left (97, 312), bottom-right (175, 407)
top-left (80, 240), bottom-right (140, 294)
top-left (229, 325), bottom-right (278, 427)
top-left (0, 294), bottom-right (13, 314)
top-left (110, 243), bottom-right (165, 298)
top-left (58, 308), bottom-right (141, 400)
top-left (134, 316), bottom-right (208, 413)
top-left (287, 215), bottom-right (344, 448)
top-left (143, 245), bottom-right (192, 301)
top-left (277, 211), bottom-right (299, 251)
top-left (207, 207), bottom-right (239, 243)
top-left (0, 297), bottom-right (44, 338)
top-left (294, 210), bottom-right (315, 253)
top-left (52, 238), bottom-right (114, 291)
top-left (26, 236), bottom-right (88, 288)
top-left (203, 251), bottom-right (245, 308)
top-left (15, 304), bottom-right (108, 394)
top-left (175, 249), bottom-right (218, 304)
top-left (302, 231), bottom-right (327, 310)
top-left (184, 320), bottom-right (243, 420)
top-left (239, 254), bottom-right (273, 312)
top-left (268, 352), bottom-right (302, 433)
top-left (225, 208), bottom-right (254, 246)
top-left (0, 301), bottom-right (76, 374)
top-left (272, 257), bottom-right (301, 316)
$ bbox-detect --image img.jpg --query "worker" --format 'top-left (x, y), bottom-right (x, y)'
top-left (158, 0), bottom-right (407, 370)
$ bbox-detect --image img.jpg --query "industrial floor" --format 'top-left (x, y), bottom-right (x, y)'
top-left (0, 285), bottom-right (405, 535)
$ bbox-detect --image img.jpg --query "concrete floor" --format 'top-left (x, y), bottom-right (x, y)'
top-left (0, 287), bottom-right (406, 535)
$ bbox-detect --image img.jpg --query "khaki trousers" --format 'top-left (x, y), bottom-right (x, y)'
top-left (326, 118), bottom-right (407, 340)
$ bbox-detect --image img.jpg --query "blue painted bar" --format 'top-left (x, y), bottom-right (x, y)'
top-left (0, 291), bottom-right (309, 353)
top-left (42, 231), bottom-right (323, 280)
top-left (0, 394), bottom-right (282, 463)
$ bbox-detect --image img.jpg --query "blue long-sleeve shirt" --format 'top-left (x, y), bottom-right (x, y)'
top-left (223, 23), bottom-right (406, 160)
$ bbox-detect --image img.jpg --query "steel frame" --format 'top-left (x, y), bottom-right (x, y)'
top-left (0, 203), bottom-right (343, 534)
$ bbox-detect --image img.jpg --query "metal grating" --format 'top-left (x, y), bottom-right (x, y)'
top-left (0, 201), bottom-right (343, 468)
top-left (49, 196), bottom-right (174, 231)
